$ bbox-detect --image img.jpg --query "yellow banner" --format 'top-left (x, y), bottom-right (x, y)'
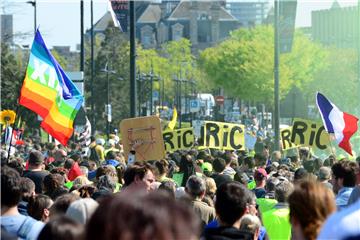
top-left (202, 121), bottom-right (245, 151)
top-left (163, 127), bottom-right (194, 152)
top-left (290, 118), bottom-right (329, 150)
top-left (281, 127), bottom-right (299, 150)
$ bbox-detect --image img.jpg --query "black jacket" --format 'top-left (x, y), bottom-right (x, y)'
top-left (202, 226), bottom-right (254, 240)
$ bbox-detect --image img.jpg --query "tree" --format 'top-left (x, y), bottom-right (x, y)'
top-left (85, 27), bottom-right (131, 132)
top-left (306, 47), bottom-right (359, 114)
top-left (198, 25), bottom-right (328, 105)
top-left (1, 43), bottom-right (38, 130)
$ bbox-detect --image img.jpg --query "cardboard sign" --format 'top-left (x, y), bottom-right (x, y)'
top-left (163, 128), bottom-right (195, 153)
top-left (201, 121), bottom-right (245, 151)
top-left (290, 118), bottom-right (329, 150)
top-left (120, 116), bottom-right (165, 161)
top-left (245, 133), bottom-right (257, 150)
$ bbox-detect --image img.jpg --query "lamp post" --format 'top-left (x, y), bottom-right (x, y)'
top-left (26, 0), bottom-right (36, 35)
top-left (101, 62), bottom-right (116, 139)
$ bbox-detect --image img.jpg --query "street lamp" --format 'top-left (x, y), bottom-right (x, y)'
top-left (26, 0), bottom-right (37, 35)
top-left (100, 62), bottom-right (116, 139)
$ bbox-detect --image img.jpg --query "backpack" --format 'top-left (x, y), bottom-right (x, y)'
top-left (89, 145), bottom-right (100, 163)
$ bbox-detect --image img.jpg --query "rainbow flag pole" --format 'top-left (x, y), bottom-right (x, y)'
top-left (19, 29), bottom-right (83, 146)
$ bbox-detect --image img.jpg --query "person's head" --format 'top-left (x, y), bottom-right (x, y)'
top-left (28, 150), bottom-right (44, 169)
top-left (66, 198), bottom-right (99, 225)
top-left (54, 149), bottom-right (67, 162)
top-left (213, 157), bottom-right (226, 173)
top-left (43, 173), bottom-right (65, 195)
top-left (185, 175), bottom-right (206, 200)
top-left (73, 175), bottom-right (92, 187)
top-left (331, 160), bottom-right (358, 193)
top-left (205, 177), bottom-right (217, 199)
top-left (215, 181), bottom-right (252, 227)
top-left (64, 159), bottom-right (75, 170)
top-left (275, 180), bottom-right (294, 203)
top-left (254, 168), bottom-right (267, 186)
top-left (158, 180), bottom-right (177, 198)
top-left (234, 171), bottom-right (249, 186)
top-left (1, 166), bottom-right (22, 208)
top-left (288, 180), bottom-right (336, 240)
top-left (105, 151), bottom-right (116, 161)
top-left (28, 194), bottom-right (53, 222)
top-left (96, 175), bottom-right (116, 192)
top-left (254, 154), bottom-right (266, 167)
top-left (154, 159), bottom-right (169, 180)
top-left (318, 166), bottom-right (331, 182)
top-left (243, 156), bottom-right (255, 170)
top-left (20, 177), bottom-right (36, 201)
top-left (49, 193), bottom-right (80, 219)
top-left (123, 163), bottom-right (155, 192)
top-left (80, 166), bottom-right (88, 177)
top-left (96, 165), bottom-right (118, 183)
top-left (86, 191), bottom-right (200, 240)
top-left (271, 151), bottom-right (282, 162)
top-left (294, 168), bottom-right (308, 182)
top-left (239, 214), bottom-right (262, 240)
top-left (38, 215), bottom-right (85, 240)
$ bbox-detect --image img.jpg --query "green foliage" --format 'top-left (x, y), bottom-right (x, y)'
top-left (1, 43), bottom-right (23, 109)
top-left (307, 47), bottom-right (359, 113)
top-left (85, 27), bottom-right (131, 132)
top-left (1, 43), bottom-right (38, 129)
top-left (198, 25), bottom-right (328, 105)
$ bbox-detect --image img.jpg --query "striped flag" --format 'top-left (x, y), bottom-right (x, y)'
top-left (19, 30), bottom-right (83, 146)
top-left (316, 92), bottom-right (358, 155)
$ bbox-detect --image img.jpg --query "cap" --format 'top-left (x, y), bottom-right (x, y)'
top-left (318, 166), bottom-right (331, 181)
top-left (66, 198), bottom-right (99, 224)
top-left (254, 168), bottom-right (268, 179)
top-left (28, 150), bottom-right (44, 165)
top-left (201, 162), bottom-right (213, 172)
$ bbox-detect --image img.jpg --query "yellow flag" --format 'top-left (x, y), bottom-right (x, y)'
top-left (168, 107), bottom-right (177, 130)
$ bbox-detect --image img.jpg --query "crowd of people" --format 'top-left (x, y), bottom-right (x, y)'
top-left (1, 134), bottom-right (360, 240)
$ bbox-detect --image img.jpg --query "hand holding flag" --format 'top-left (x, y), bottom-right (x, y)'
top-left (316, 92), bottom-right (358, 155)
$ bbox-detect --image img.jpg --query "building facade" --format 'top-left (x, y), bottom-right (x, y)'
top-left (225, 0), bottom-right (270, 28)
top-left (312, 1), bottom-right (359, 49)
top-left (1, 14), bottom-right (13, 44)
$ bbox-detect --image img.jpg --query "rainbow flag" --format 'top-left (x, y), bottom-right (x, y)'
top-left (19, 30), bottom-right (83, 145)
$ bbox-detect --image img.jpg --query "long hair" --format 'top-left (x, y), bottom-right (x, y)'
top-left (288, 180), bottom-right (336, 240)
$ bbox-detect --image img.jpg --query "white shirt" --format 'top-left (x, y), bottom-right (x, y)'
top-left (317, 199), bottom-right (360, 240)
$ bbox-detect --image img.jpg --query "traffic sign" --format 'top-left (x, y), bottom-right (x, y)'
top-left (190, 100), bottom-right (200, 113)
top-left (215, 96), bottom-right (225, 105)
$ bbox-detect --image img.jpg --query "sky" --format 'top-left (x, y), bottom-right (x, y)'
top-left (1, 0), bottom-right (358, 50)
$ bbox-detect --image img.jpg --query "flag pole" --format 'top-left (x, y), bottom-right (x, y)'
top-left (327, 134), bottom-right (337, 159)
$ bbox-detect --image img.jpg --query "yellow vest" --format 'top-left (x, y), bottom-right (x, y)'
top-left (256, 198), bottom-right (278, 214)
top-left (262, 207), bottom-right (291, 240)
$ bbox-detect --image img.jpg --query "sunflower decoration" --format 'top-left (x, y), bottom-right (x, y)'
top-left (0, 110), bottom-right (16, 125)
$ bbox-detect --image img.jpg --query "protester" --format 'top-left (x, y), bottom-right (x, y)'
top-left (27, 194), bottom-right (53, 222)
top-left (185, 175), bottom-right (216, 227)
top-left (288, 180), bottom-right (336, 240)
top-left (253, 168), bottom-right (267, 198)
top-left (123, 162), bottom-right (156, 192)
top-left (331, 160), bottom-right (358, 210)
top-left (262, 180), bottom-right (294, 240)
top-left (1, 166), bottom-right (44, 239)
top-left (202, 181), bottom-right (254, 240)
top-left (37, 215), bottom-right (85, 240)
top-left (239, 214), bottom-right (262, 240)
top-left (18, 177), bottom-right (36, 216)
top-left (65, 198), bottom-right (98, 225)
top-left (23, 150), bottom-right (49, 193)
top-left (86, 191), bottom-right (200, 240)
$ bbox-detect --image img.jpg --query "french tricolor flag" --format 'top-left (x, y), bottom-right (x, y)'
top-left (316, 92), bottom-right (358, 155)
